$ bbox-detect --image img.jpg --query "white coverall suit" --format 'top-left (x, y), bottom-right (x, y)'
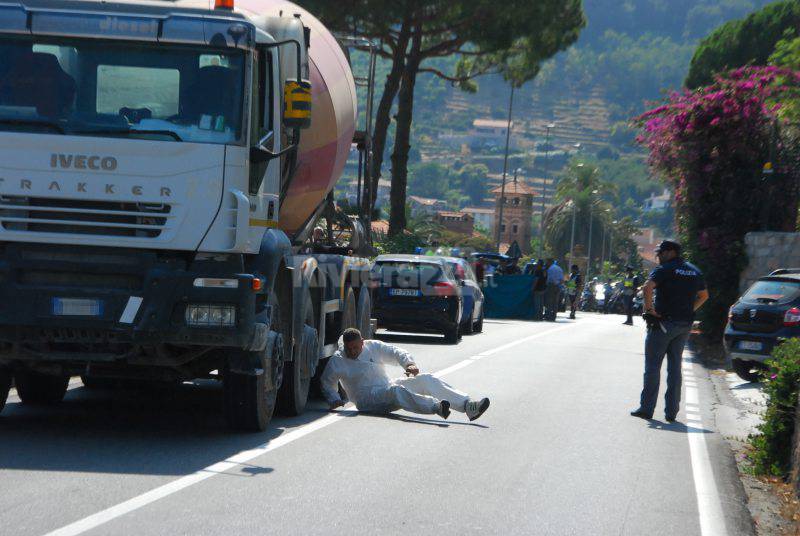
top-left (320, 340), bottom-right (470, 415)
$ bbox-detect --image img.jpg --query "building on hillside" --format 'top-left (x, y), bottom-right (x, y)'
top-left (643, 188), bottom-right (671, 213)
top-left (434, 211), bottom-right (474, 235)
top-left (492, 179), bottom-right (537, 255)
top-left (371, 220), bottom-right (390, 241)
top-left (634, 227), bottom-right (662, 269)
top-left (408, 196), bottom-right (447, 216)
top-left (462, 207), bottom-right (495, 234)
top-left (342, 178), bottom-right (391, 208)
top-left (469, 119), bottom-right (517, 151)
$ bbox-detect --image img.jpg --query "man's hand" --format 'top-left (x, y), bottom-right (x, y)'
top-left (328, 399), bottom-right (345, 410)
top-left (405, 364), bottom-right (420, 377)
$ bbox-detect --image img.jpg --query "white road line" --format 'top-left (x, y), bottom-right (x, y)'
top-left (683, 358), bottom-right (727, 536)
top-left (45, 323), bottom-right (575, 536)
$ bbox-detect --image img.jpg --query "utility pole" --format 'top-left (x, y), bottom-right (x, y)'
top-left (495, 84), bottom-right (516, 253)
top-left (568, 200), bottom-right (577, 271)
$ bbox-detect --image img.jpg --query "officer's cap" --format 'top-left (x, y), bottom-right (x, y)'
top-left (654, 240), bottom-right (681, 255)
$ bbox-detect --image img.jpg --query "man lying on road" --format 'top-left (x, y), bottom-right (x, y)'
top-left (321, 328), bottom-right (490, 421)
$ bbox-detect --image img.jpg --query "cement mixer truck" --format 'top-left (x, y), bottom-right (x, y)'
top-left (0, 0), bottom-right (378, 430)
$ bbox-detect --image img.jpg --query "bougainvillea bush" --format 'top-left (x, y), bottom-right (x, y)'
top-left (637, 67), bottom-right (800, 340)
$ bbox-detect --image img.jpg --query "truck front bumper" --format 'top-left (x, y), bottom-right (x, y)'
top-left (0, 244), bottom-right (262, 363)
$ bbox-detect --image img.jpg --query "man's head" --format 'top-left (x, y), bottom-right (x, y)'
top-left (654, 240), bottom-right (681, 265)
top-left (626, 265), bottom-right (634, 275)
top-left (545, 258), bottom-right (554, 268)
top-left (571, 264), bottom-right (579, 273)
top-left (342, 328), bottom-right (364, 359)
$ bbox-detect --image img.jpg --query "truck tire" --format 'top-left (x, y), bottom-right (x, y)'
top-left (224, 344), bottom-right (282, 432)
top-left (341, 287), bottom-right (357, 332)
top-left (733, 359), bottom-right (764, 383)
top-left (80, 376), bottom-right (117, 390)
top-left (0, 367), bottom-right (11, 414)
top-left (277, 292), bottom-right (319, 416)
top-left (14, 370), bottom-right (69, 405)
top-left (356, 288), bottom-right (372, 338)
top-left (224, 291), bottom-right (285, 432)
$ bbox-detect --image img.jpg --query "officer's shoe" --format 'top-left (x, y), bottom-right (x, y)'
top-left (436, 400), bottom-right (451, 420)
top-left (665, 415), bottom-right (677, 423)
top-left (623, 320), bottom-right (633, 326)
top-left (630, 409), bottom-right (653, 420)
top-left (466, 398), bottom-right (490, 421)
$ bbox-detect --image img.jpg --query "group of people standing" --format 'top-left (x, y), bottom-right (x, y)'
top-left (528, 259), bottom-right (568, 321)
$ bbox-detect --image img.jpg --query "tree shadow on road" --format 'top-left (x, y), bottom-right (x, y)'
top-left (646, 419), bottom-right (713, 434)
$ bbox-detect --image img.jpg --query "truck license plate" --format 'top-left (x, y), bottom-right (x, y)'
top-left (52, 298), bottom-right (103, 317)
top-left (390, 289), bottom-right (420, 297)
top-left (739, 340), bottom-right (763, 351)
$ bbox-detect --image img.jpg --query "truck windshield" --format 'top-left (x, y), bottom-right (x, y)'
top-left (0, 37), bottom-right (246, 145)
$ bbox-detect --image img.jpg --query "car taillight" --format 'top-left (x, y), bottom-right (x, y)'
top-left (433, 281), bottom-right (456, 297)
top-left (785, 307), bottom-right (800, 327)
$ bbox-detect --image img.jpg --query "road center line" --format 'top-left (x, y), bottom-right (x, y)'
top-left (45, 323), bottom-right (575, 536)
top-left (683, 358), bottom-right (727, 536)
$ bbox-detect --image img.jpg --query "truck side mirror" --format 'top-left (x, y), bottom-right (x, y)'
top-left (283, 79), bottom-right (311, 129)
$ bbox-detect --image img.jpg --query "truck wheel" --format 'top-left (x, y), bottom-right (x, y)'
top-left (224, 291), bottom-right (285, 432)
top-left (444, 324), bottom-right (459, 344)
top-left (0, 368), bottom-right (11, 414)
top-left (80, 376), bottom-right (118, 390)
top-left (14, 370), bottom-right (69, 405)
top-left (341, 287), bottom-right (357, 332)
top-left (277, 292), bottom-right (319, 416)
top-left (356, 288), bottom-right (372, 338)
top-left (732, 359), bottom-right (764, 383)
top-left (224, 344), bottom-right (282, 432)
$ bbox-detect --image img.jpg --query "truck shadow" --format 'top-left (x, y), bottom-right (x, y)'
top-left (375, 332), bottom-right (453, 345)
top-left (0, 382), bottom-right (331, 476)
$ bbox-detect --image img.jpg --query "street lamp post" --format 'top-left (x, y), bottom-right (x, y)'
top-left (585, 189), bottom-right (599, 279)
top-left (568, 200), bottom-right (577, 270)
top-left (538, 123), bottom-right (555, 258)
top-left (495, 84), bottom-right (517, 253)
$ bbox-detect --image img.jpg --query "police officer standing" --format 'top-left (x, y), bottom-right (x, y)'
top-left (622, 266), bottom-right (642, 326)
top-left (631, 241), bottom-right (709, 422)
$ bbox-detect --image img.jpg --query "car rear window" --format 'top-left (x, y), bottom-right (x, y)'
top-left (374, 262), bottom-right (443, 288)
top-left (741, 279), bottom-right (800, 305)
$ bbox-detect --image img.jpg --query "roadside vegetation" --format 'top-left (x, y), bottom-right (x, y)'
top-left (749, 339), bottom-right (800, 477)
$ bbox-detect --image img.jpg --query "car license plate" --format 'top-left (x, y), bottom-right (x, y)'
top-left (389, 289), bottom-right (420, 297)
top-left (52, 298), bottom-right (103, 317)
top-left (739, 340), bottom-right (763, 351)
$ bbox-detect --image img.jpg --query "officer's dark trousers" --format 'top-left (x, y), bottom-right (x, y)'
top-left (624, 295), bottom-right (634, 323)
top-left (639, 320), bottom-right (692, 418)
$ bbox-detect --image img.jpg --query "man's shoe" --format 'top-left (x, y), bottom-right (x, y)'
top-left (465, 398), bottom-right (490, 421)
top-left (630, 409), bottom-right (653, 420)
top-left (623, 320), bottom-right (633, 326)
top-left (436, 400), bottom-right (451, 420)
top-left (665, 415), bottom-right (677, 423)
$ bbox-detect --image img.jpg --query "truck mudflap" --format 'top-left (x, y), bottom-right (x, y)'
top-left (0, 243), bottom-right (262, 363)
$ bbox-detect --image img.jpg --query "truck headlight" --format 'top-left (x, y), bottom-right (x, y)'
top-left (185, 305), bottom-right (236, 327)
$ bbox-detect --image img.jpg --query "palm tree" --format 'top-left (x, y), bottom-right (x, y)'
top-left (543, 162), bottom-right (614, 265)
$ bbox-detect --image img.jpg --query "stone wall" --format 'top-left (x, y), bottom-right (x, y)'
top-left (741, 232), bottom-right (800, 292)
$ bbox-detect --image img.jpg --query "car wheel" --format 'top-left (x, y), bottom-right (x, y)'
top-left (14, 370), bottom-right (69, 405)
top-left (732, 359), bottom-right (765, 383)
top-left (0, 367), bottom-right (11, 414)
top-left (473, 313), bottom-right (484, 333)
top-left (462, 317), bottom-right (474, 335)
top-left (444, 324), bottom-right (459, 344)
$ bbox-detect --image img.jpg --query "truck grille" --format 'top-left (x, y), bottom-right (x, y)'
top-left (0, 196), bottom-right (171, 238)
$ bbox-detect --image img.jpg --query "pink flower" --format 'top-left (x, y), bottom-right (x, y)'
top-left (770, 374), bottom-right (778, 380)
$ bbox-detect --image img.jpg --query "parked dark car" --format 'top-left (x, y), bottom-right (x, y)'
top-left (372, 255), bottom-right (464, 343)
top-left (724, 270), bottom-right (800, 382)
top-left (442, 257), bottom-right (485, 334)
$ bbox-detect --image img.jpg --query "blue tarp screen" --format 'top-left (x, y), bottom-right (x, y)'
top-left (483, 275), bottom-right (535, 320)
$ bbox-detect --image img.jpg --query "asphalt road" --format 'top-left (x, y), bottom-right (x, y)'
top-left (0, 314), bottom-right (754, 536)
